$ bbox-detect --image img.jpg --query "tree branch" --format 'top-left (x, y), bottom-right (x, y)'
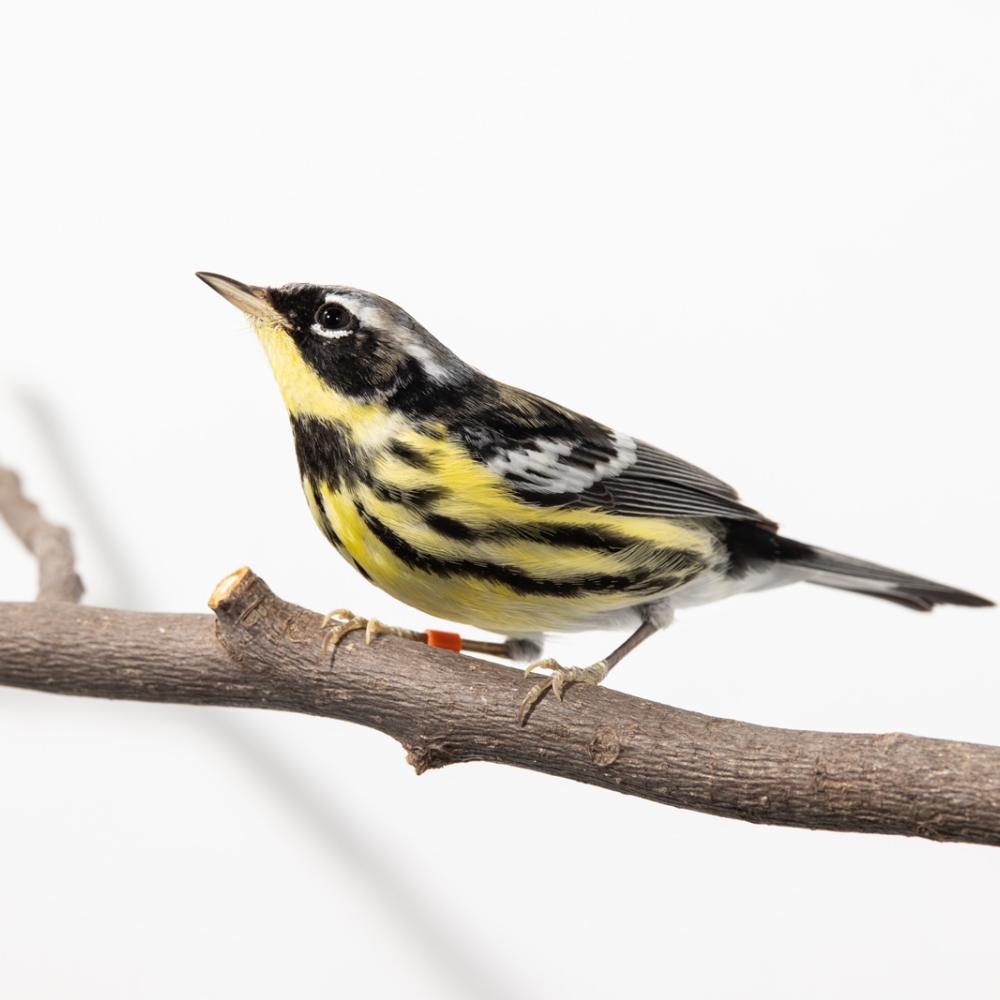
top-left (0, 468), bottom-right (83, 603)
top-left (2, 464), bottom-right (999, 847)
top-left (2, 566), bottom-right (999, 846)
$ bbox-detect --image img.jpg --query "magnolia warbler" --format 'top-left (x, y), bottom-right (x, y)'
top-left (197, 273), bottom-right (993, 723)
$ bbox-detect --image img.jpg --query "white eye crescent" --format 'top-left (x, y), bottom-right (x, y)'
top-left (311, 322), bottom-right (352, 340)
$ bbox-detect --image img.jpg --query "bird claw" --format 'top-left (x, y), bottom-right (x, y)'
top-left (364, 619), bottom-right (391, 644)
top-left (517, 658), bottom-right (611, 724)
top-left (321, 611), bottom-right (369, 653)
top-left (320, 610), bottom-right (415, 655)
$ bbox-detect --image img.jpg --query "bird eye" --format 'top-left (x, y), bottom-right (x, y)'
top-left (315, 302), bottom-right (354, 333)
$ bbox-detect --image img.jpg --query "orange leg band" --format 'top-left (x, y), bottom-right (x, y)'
top-left (424, 629), bottom-right (463, 652)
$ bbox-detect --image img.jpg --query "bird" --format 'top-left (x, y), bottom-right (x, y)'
top-left (197, 272), bottom-right (993, 723)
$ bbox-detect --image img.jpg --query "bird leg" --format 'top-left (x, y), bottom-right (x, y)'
top-left (517, 620), bottom-right (659, 725)
top-left (320, 610), bottom-right (537, 661)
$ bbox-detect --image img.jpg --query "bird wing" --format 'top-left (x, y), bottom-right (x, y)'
top-left (458, 386), bottom-right (776, 528)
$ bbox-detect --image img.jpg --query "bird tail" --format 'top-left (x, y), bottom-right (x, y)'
top-left (775, 536), bottom-right (994, 612)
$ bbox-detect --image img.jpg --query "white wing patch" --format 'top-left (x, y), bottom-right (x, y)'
top-left (488, 427), bottom-right (773, 524)
top-left (488, 431), bottom-right (637, 493)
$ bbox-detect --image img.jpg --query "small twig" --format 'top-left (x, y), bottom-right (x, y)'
top-left (0, 468), bottom-right (83, 603)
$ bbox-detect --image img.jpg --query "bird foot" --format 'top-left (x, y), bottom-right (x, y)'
top-left (517, 657), bottom-right (610, 725)
top-left (321, 609), bottom-right (420, 655)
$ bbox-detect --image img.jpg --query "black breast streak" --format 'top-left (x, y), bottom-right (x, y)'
top-left (425, 513), bottom-right (475, 540)
top-left (296, 421), bottom-right (377, 583)
top-left (423, 514), bottom-right (636, 553)
top-left (525, 522), bottom-right (631, 552)
top-left (354, 500), bottom-right (687, 598)
top-left (389, 439), bottom-right (435, 471)
top-left (309, 480), bottom-right (343, 549)
top-left (291, 415), bottom-right (369, 490)
top-left (372, 482), bottom-right (445, 509)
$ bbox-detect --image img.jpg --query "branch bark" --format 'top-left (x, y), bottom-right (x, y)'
top-left (2, 465), bottom-right (999, 846)
top-left (2, 567), bottom-right (999, 846)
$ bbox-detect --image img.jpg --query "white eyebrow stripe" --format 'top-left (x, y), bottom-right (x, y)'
top-left (324, 292), bottom-right (386, 331)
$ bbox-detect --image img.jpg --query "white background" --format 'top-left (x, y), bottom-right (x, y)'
top-left (2, 2), bottom-right (998, 997)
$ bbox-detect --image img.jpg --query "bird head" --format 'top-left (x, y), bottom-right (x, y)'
top-left (196, 273), bottom-right (468, 417)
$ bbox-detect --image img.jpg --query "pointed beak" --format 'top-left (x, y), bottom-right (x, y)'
top-left (196, 272), bottom-right (286, 326)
